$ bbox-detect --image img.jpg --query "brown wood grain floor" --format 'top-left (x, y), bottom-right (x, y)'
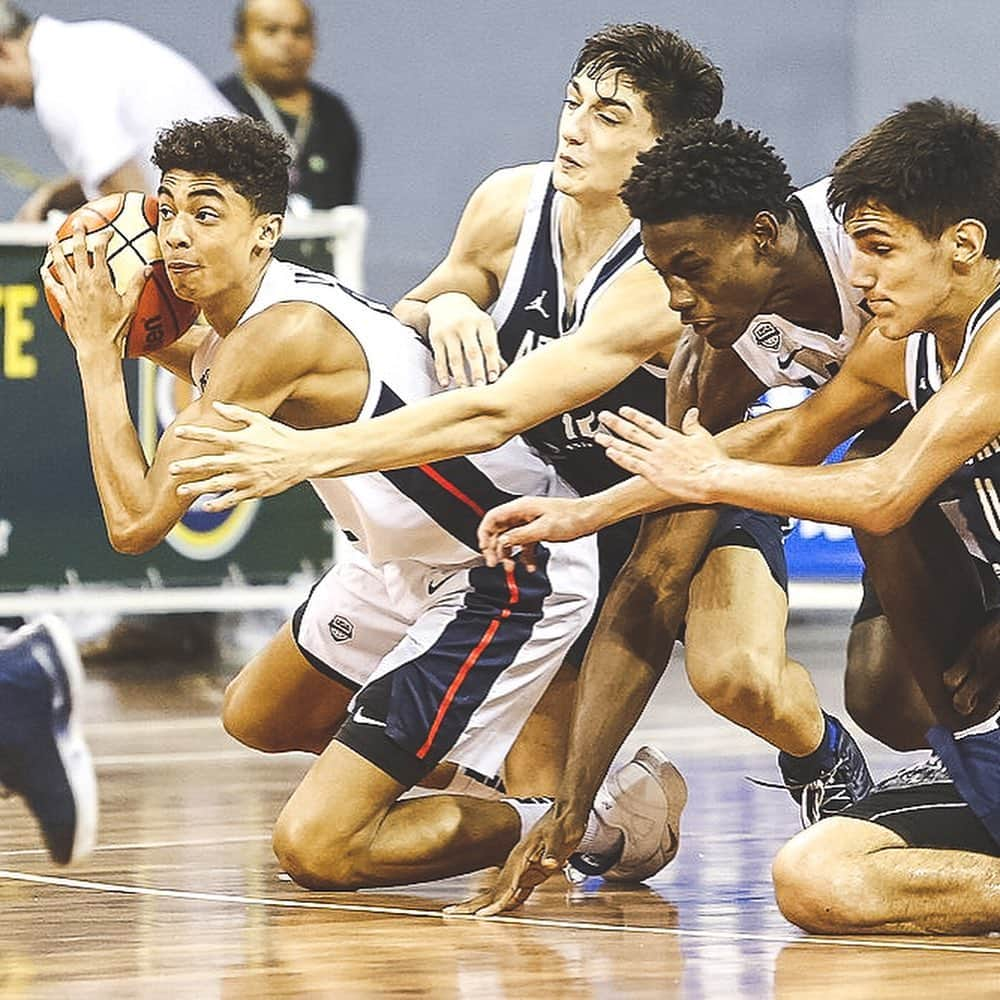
top-left (2, 611), bottom-right (998, 999)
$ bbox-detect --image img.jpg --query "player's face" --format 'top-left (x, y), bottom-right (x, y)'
top-left (553, 70), bottom-right (659, 202)
top-left (845, 202), bottom-right (953, 340)
top-left (641, 216), bottom-right (770, 348)
top-left (0, 39), bottom-right (34, 108)
top-left (236, 0), bottom-right (315, 95)
top-left (157, 171), bottom-right (277, 306)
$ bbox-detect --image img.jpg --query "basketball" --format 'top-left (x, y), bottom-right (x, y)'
top-left (42, 191), bottom-right (199, 358)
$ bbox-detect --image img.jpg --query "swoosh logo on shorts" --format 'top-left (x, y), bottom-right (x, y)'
top-left (428, 572), bottom-right (458, 595)
top-left (353, 706), bottom-right (386, 728)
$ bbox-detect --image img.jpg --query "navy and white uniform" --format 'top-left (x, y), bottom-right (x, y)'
top-left (905, 287), bottom-right (1000, 579)
top-left (192, 260), bottom-right (598, 786)
top-left (848, 285), bottom-right (1000, 852)
top-left (491, 164), bottom-right (673, 653)
top-left (719, 178), bottom-right (876, 591)
top-left (733, 177), bottom-right (869, 389)
top-left (491, 162), bottom-right (667, 495)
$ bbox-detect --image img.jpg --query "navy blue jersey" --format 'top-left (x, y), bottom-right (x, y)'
top-left (906, 286), bottom-right (1000, 579)
top-left (490, 163), bottom-right (667, 495)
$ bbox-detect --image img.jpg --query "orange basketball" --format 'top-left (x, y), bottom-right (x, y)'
top-left (43, 191), bottom-right (199, 358)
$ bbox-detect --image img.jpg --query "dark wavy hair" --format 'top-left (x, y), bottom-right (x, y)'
top-left (621, 119), bottom-right (794, 225)
top-left (573, 24), bottom-right (722, 134)
top-left (828, 99), bottom-right (1000, 257)
top-left (152, 116), bottom-right (291, 215)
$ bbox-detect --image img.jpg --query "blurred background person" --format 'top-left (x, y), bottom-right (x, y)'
top-left (0, 1), bottom-right (237, 661)
top-left (218, 0), bottom-right (360, 215)
top-left (0, 1), bottom-right (235, 220)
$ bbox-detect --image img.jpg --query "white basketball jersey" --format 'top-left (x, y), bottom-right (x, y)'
top-left (191, 259), bottom-right (576, 569)
top-left (732, 177), bottom-right (869, 391)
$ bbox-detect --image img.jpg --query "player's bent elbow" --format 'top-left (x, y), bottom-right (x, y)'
top-left (106, 521), bottom-right (162, 556)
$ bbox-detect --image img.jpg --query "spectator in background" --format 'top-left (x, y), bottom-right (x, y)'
top-left (0, 2), bottom-right (234, 663)
top-left (218, 0), bottom-right (360, 215)
top-left (0, 2), bottom-right (235, 220)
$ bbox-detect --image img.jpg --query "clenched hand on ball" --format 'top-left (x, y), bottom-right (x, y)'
top-left (41, 222), bottom-right (148, 360)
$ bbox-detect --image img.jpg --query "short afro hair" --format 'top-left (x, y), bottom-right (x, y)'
top-left (573, 24), bottom-right (722, 134)
top-left (152, 116), bottom-right (291, 216)
top-left (621, 119), bottom-right (794, 226)
top-left (828, 99), bottom-right (1000, 257)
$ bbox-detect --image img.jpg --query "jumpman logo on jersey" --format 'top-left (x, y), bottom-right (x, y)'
top-left (525, 291), bottom-right (550, 318)
top-left (199, 368), bottom-right (211, 393)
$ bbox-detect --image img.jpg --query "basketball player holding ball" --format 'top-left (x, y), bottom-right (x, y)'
top-left (0, 1), bottom-right (232, 868)
top-left (42, 114), bottom-right (678, 892)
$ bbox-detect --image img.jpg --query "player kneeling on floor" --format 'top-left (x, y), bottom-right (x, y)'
top-left (43, 114), bottom-right (685, 892)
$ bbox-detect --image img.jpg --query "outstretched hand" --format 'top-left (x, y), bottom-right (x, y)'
top-left (478, 495), bottom-right (599, 570)
top-left (41, 223), bottom-right (147, 358)
top-left (443, 805), bottom-right (584, 916)
top-left (170, 401), bottom-right (308, 510)
top-left (595, 406), bottom-right (723, 503)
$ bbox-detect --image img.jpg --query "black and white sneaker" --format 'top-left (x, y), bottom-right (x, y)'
top-left (777, 713), bottom-right (874, 827)
top-left (0, 616), bottom-right (97, 864)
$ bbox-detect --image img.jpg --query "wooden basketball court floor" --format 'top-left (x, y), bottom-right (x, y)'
top-left (2, 610), bottom-right (998, 998)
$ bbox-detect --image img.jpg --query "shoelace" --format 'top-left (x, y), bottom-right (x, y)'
top-left (747, 768), bottom-right (853, 826)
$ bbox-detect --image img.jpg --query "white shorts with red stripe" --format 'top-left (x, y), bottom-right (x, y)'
top-left (293, 537), bottom-right (597, 785)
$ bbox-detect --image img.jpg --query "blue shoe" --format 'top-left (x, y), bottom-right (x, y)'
top-left (778, 713), bottom-right (874, 827)
top-left (0, 616), bottom-right (97, 864)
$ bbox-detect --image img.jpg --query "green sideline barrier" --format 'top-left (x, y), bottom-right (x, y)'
top-left (0, 209), bottom-right (366, 608)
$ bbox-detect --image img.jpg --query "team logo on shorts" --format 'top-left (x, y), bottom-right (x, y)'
top-left (328, 615), bottom-right (354, 643)
top-left (752, 321), bottom-right (781, 351)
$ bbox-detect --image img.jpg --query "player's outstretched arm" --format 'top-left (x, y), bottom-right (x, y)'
top-left (171, 264), bottom-right (677, 509)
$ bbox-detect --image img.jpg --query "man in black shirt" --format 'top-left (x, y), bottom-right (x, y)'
top-left (218, 0), bottom-right (360, 213)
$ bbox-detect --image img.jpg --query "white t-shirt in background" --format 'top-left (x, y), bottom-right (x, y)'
top-left (29, 16), bottom-right (235, 198)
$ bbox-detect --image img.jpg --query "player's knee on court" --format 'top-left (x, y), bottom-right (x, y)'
top-left (772, 827), bottom-right (850, 932)
top-left (272, 804), bottom-right (373, 891)
top-left (772, 820), bottom-right (873, 933)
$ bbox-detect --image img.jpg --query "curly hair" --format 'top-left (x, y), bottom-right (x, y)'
top-left (828, 99), bottom-right (1000, 257)
top-left (621, 119), bottom-right (793, 225)
top-left (573, 24), bottom-right (722, 134)
top-left (152, 116), bottom-right (291, 215)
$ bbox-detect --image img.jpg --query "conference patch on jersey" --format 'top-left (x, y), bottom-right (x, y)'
top-left (328, 614), bottom-right (355, 643)
top-left (752, 321), bottom-right (782, 351)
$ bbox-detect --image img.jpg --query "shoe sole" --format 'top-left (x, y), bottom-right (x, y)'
top-left (35, 615), bottom-right (98, 865)
top-left (604, 746), bottom-right (688, 882)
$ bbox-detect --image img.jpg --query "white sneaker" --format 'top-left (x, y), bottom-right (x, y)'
top-left (599, 747), bottom-right (687, 882)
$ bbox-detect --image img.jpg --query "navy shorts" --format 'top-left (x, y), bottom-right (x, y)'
top-left (842, 751), bottom-right (1000, 855)
top-left (566, 505), bottom-right (787, 666)
top-left (704, 506), bottom-right (788, 592)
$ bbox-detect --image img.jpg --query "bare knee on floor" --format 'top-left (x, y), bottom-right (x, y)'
top-left (272, 806), bottom-right (373, 890)
top-left (772, 819), bottom-right (893, 933)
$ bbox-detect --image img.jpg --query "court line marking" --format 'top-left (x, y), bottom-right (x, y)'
top-left (1, 869), bottom-right (997, 955)
top-left (0, 834), bottom-right (272, 857)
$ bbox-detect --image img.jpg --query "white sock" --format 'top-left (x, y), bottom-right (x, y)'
top-left (501, 796), bottom-right (553, 837)
top-left (441, 766), bottom-right (505, 800)
top-left (575, 807), bottom-right (623, 856)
